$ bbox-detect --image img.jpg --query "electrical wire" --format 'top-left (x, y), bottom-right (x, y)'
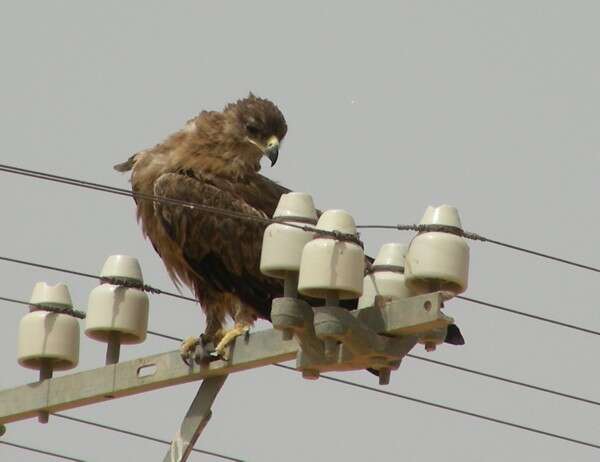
top-left (0, 297), bottom-right (186, 344)
top-left (146, 330), bottom-right (600, 414)
top-left (0, 163), bottom-right (363, 246)
top-left (2, 162), bottom-right (599, 273)
top-left (406, 354), bottom-right (600, 407)
top-left (0, 440), bottom-right (87, 462)
top-left (457, 295), bottom-right (600, 337)
top-left (2, 163), bottom-right (599, 454)
top-left (3, 299), bottom-right (599, 455)
top-left (355, 224), bottom-right (600, 274)
top-left (273, 364), bottom-right (600, 451)
top-left (53, 413), bottom-right (244, 462)
top-left (4, 250), bottom-right (600, 340)
top-left (0, 295), bottom-right (86, 319)
top-left (3, 290), bottom-right (598, 410)
top-left (0, 255), bottom-right (197, 303)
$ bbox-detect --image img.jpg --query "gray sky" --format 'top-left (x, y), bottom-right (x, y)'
top-left (1, 1), bottom-right (599, 460)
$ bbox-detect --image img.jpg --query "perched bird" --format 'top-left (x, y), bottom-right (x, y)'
top-left (115, 94), bottom-right (464, 363)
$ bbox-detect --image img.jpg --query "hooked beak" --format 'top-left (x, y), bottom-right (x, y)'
top-left (264, 135), bottom-right (280, 166)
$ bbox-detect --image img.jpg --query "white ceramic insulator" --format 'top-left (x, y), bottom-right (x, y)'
top-left (272, 192), bottom-right (318, 221)
top-left (261, 222), bottom-right (316, 278)
top-left (298, 210), bottom-right (364, 299)
top-left (85, 255), bottom-right (149, 344)
top-left (85, 284), bottom-right (149, 344)
top-left (358, 271), bottom-right (413, 308)
top-left (101, 254), bottom-right (144, 282)
top-left (260, 192), bottom-right (318, 279)
top-left (18, 310), bottom-right (80, 370)
top-left (358, 243), bottom-right (412, 308)
top-left (405, 204), bottom-right (469, 295)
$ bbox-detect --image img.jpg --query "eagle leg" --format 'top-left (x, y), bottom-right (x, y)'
top-left (213, 322), bottom-right (251, 360)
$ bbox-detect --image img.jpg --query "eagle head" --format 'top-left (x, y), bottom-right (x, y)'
top-left (224, 93), bottom-right (288, 166)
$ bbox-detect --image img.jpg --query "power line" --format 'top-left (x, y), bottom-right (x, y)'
top-left (0, 163), bottom-right (363, 246)
top-left (147, 330), bottom-right (600, 417)
top-left (406, 353), bottom-right (600, 408)
top-left (53, 413), bottom-right (245, 462)
top-left (0, 440), bottom-right (87, 462)
top-left (457, 295), bottom-right (600, 337)
top-left (0, 295), bottom-right (86, 319)
top-left (357, 224), bottom-right (600, 274)
top-left (4, 290), bottom-right (597, 411)
top-left (2, 162), bottom-right (599, 274)
top-left (147, 329), bottom-right (185, 342)
top-left (0, 254), bottom-right (197, 303)
top-left (5, 249), bottom-right (600, 340)
top-left (4, 296), bottom-right (600, 454)
top-left (6, 291), bottom-right (600, 416)
top-left (0, 296), bottom-right (191, 342)
top-left (273, 364), bottom-right (600, 451)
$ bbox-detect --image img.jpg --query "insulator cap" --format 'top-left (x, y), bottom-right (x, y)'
top-left (298, 210), bottom-right (364, 299)
top-left (272, 192), bottom-right (318, 221)
top-left (101, 254), bottom-right (144, 283)
top-left (419, 204), bottom-right (463, 229)
top-left (29, 281), bottom-right (73, 308)
top-left (260, 193), bottom-right (317, 279)
top-left (85, 256), bottom-right (149, 344)
top-left (373, 242), bottom-right (408, 268)
top-left (18, 283), bottom-right (80, 370)
top-left (358, 243), bottom-right (412, 308)
top-left (405, 205), bottom-right (469, 295)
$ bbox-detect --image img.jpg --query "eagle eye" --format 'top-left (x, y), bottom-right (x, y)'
top-left (246, 123), bottom-right (260, 136)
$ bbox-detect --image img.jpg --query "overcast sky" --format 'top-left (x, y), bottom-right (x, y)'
top-left (1, 1), bottom-right (599, 461)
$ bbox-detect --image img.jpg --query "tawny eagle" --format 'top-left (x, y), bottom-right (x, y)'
top-left (114, 94), bottom-right (463, 362)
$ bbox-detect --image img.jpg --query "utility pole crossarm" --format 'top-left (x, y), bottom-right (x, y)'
top-left (0, 292), bottom-right (449, 425)
top-left (0, 326), bottom-right (297, 424)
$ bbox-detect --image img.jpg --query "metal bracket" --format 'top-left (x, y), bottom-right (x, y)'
top-left (271, 292), bottom-right (453, 383)
top-left (163, 375), bottom-right (228, 462)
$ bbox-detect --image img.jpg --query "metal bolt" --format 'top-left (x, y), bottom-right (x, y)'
top-left (106, 331), bottom-right (121, 365)
top-left (378, 368), bottom-right (391, 386)
top-left (324, 339), bottom-right (338, 359)
top-left (38, 359), bottom-right (53, 424)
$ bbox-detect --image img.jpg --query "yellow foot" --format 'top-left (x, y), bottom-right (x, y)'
top-left (179, 336), bottom-right (200, 365)
top-left (214, 324), bottom-right (251, 360)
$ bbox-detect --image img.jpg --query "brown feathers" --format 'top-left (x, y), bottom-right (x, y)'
top-left (115, 95), bottom-right (289, 338)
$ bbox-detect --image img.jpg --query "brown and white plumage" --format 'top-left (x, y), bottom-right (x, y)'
top-left (115, 94), bottom-right (290, 357)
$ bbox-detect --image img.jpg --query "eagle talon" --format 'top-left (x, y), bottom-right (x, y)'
top-left (211, 348), bottom-right (229, 361)
top-left (180, 336), bottom-right (200, 366)
top-left (213, 323), bottom-right (251, 362)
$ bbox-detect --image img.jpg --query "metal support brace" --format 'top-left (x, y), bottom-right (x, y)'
top-left (271, 292), bottom-right (453, 381)
top-left (164, 375), bottom-right (228, 462)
